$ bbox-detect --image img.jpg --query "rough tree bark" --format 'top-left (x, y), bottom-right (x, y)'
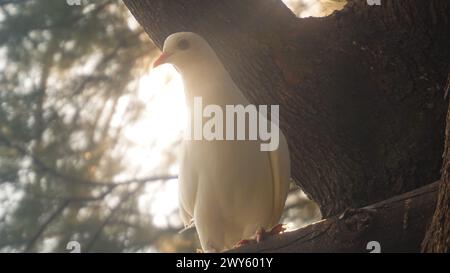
top-left (229, 181), bottom-right (439, 253)
top-left (422, 78), bottom-right (450, 253)
top-left (123, 0), bottom-right (450, 251)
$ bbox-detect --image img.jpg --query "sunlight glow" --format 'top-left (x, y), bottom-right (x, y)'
top-left (282, 0), bottom-right (345, 18)
top-left (113, 65), bottom-right (186, 178)
top-left (147, 179), bottom-right (181, 228)
top-left (113, 64), bottom-right (186, 228)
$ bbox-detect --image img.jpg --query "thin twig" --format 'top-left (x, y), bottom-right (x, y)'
top-left (24, 200), bottom-right (70, 252)
top-left (84, 183), bottom-right (145, 252)
top-left (0, 133), bottom-right (177, 187)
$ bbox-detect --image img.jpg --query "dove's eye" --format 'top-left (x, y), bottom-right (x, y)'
top-left (177, 39), bottom-right (190, 50)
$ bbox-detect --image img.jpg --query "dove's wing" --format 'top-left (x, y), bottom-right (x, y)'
top-left (178, 140), bottom-right (198, 227)
top-left (268, 130), bottom-right (291, 226)
top-left (179, 194), bottom-right (193, 227)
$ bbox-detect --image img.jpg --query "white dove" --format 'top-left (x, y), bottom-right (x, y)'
top-left (153, 32), bottom-right (291, 252)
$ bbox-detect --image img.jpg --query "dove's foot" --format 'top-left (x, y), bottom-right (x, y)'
top-left (233, 239), bottom-right (252, 248)
top-left (232, 224), bottom-right (286, 248)
top-left (270, 223), bottom-right (286, 234)
top-left (255, 224), bottom-right (286, 242)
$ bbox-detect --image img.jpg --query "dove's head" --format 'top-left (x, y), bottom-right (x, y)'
top-left (153, 32), bottom-right (218, 72)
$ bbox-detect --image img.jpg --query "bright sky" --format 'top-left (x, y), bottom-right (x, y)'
top-left (110, 64), bottom-right (186, 229)
top-left (112, 65), bottom-right (186, 175)
top-left (283, 0), bottom-right (323, 17)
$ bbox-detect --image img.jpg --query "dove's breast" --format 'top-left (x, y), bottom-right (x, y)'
top-left (179, 138), bottom-right (275, 250)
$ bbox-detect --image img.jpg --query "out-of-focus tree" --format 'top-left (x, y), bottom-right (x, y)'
top-left (0, 0), bottom-right (320, 253)
top-left (0, 0), bottom-right (186, 252)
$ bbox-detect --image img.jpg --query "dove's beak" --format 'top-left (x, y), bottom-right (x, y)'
top-left (153, 52), bottom-right (172, 68)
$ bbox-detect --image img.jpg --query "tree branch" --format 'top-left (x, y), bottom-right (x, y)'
top-left (24, 200), bottom-right (70, 252)
top-left (229, 181), bottom-right (439, 253)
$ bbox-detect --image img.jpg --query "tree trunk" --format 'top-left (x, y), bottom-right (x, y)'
top-left (422, 77), bottom-right (450, 252)
top-left (122, 0), bottom-right (450, 219)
